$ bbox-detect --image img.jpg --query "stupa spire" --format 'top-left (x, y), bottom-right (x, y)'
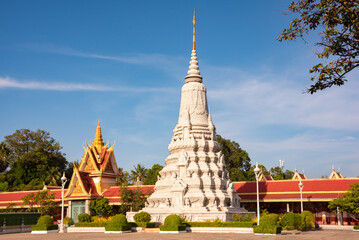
top-left (185, 10), bottom-right (202, 83)
top-left (193, 9), bottom-right (196, 50)
top-left (92, 121), bottom-right (104, 153)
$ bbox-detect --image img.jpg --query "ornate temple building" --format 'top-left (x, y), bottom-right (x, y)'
top-left (127, 13), bottom-right (248, 222)
top-left (64, 122), bottom-right (120, 222)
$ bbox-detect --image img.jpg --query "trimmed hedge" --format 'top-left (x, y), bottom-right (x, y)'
top-left (105, 214), bottom-right (131, 232)
top-left (77, 213), bottom-right (91, 223)
top-left (159, 225), bottom-right (187, 231)
top-left (254, 225), bottom-right (282, 234)
top-left (31, 215), bottom-right (58, 231)
top-left (63, 216), bottom-right (72, 225)
top-left (186, 222), bottom-right (255, 228)
top-left (0, 213), bottom-right (41, 226)
top-left (31, 224), bottom-right (58, 231)
top-left (280, 212), bottom-right (301, 230)
top-left (75, 222), bottom-right (106, 227)
top-left (128, 222), bottom-right (137, 228)
top-left (134, 212), bottom-right (151, 223)
top-left (253, 214), bottom-right (282, 234)
top-left (301, 211), bottom-right (315, 231)
top-left (37, 215), bottom-right (53, 225)
top-left (135, 222), bottom-right (156, 228)
top-left (159, 214), bottom-right (186, 232)
top-left (354, 226), bottom-right (359, 230)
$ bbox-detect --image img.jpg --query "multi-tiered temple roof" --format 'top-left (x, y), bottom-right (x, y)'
top-left (65, 122), bottom-right (120, 199)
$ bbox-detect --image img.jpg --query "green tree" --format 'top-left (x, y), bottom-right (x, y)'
top-left (0, 142), bottom-right (10, 173)
top-left (118, 186), bottom-right (151, 214)
top-left (278, 0), bottom-right (359, 94)
top-left (1, 129), bottom-right (67, 190)
top-left (216, 135), bottom-right (251, 181)
top-left (269, 167), bottom-right (294, 180)
top-left (329, 183), bottom-right (359, 221)
top-left (130, 164), bottom-right (147, 184)
top-left (89, 196), bottom-right (113, 216)
top-left (21, 190), bottom-right (57, 215)
top-left (45, 167), bottom-right (61, 186)
top-left (143, 164), bottom-right (163, 185)
top-left (246, 164), bottom-right (269, 181)
top-left (117, 167), bottom-right (130, 186)
top-left (284, 169), bottom-right (295, 179)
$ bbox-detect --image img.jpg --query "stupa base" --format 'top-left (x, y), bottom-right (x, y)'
top-left (127, 207), bottom-right (254, 223)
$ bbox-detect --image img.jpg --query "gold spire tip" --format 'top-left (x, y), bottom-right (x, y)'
top-left (192, 9), bottom-right (196, 50)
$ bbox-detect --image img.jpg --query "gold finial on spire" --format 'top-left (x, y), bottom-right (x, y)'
top-left (92, 121), bottom-right (104, 153)
top-left (193, 9), bottom-right (196, 50)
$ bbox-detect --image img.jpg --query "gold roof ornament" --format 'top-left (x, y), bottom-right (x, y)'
top-left (92, 121), bottom-right (104, 153)
top-left (193, 9), bottom-right (196, 50)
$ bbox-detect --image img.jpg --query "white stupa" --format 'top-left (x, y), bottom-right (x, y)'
top-left (127, 12), bottom-right (248, 222)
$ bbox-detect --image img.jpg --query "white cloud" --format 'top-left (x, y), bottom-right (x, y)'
top-left (0, 76), bottom-right (174, 92)
top-left (18, 43), bottom-right (187, 81)
top-left (205, 67), bottom-right (359, 131)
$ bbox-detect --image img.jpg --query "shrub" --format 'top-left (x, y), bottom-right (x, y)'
top-left (203, 216), bottom-right (223, 223)
top-left (89, 197), bottom-right (113, 216)
top-left (134, 211), bottom-right (151, 223)
top-left (294, 214), bottom-right (302, 229)
top-left (63, 216), bottom-right (72, 225)
top-left (354, 226), bottom-right (359, 230)
top-left (77, 213), bottom-right (91, 223)
top-left (232, 213), bottom-right (253, 222)
top-left (105, 214), bottom-right (131, 232)
top-left (186, 222), bottom-right (254, 228)
top-left (301, 211), bottom-right (315, 231)
top-left (32, 215), bottom-right (58, 231)
top-left (136, 222), bottom-right (156, 228)
top-left (37, 215), bottom-right (53, 225)
top-left (280, 212), bottom-right (301, 230)
top-left (159, 214), bottom-right (186, 232)
top-left (31, 224), bottom-right (58, 231)
top-left (92, 216), bottom-right (108, 223)
top-left (253, 214), bottom-right (281, 234)
top-left (164, 214), bottom-right (182, 226)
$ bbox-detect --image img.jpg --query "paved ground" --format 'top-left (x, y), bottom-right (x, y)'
top-left (0, 230), bottom-right (358, 240)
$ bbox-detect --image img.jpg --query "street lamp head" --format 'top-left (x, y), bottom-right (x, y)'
top-left (61, 172), bottom-right (67, 184)
top-left (254, 162), bottom-right (260, 175)
top-left (298, 181), bottom-right (304, 189)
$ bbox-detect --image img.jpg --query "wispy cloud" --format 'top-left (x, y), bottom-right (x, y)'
top-left (205, 67), bottom-right (359, 131)
top-left (18, 43), bottom-right (187, 80)
top-left (0, 76), bottom-right (174, 92)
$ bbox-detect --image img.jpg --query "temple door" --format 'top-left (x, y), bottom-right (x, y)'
top-left (71, 200), bottom-right (86, 223)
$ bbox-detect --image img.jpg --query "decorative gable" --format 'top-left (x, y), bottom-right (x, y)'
top-left (65, 166), bottom-right (90, 197)
top-left (329, 167), bottom-right (343, 179)
top-left (81, 151), bottom-right (100, 173)
top-left (292, 169), bottom-right (307, 180)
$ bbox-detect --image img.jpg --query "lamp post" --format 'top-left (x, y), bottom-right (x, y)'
top-left (59, 172), bottom-right (67, 233)
top-left (254, 163), bottom-right (261, 225)
top-left (298, 180), bottom-right (304, 213)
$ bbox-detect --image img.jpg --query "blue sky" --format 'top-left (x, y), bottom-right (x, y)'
top-left (1, 0), bottom-right (358, 178)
